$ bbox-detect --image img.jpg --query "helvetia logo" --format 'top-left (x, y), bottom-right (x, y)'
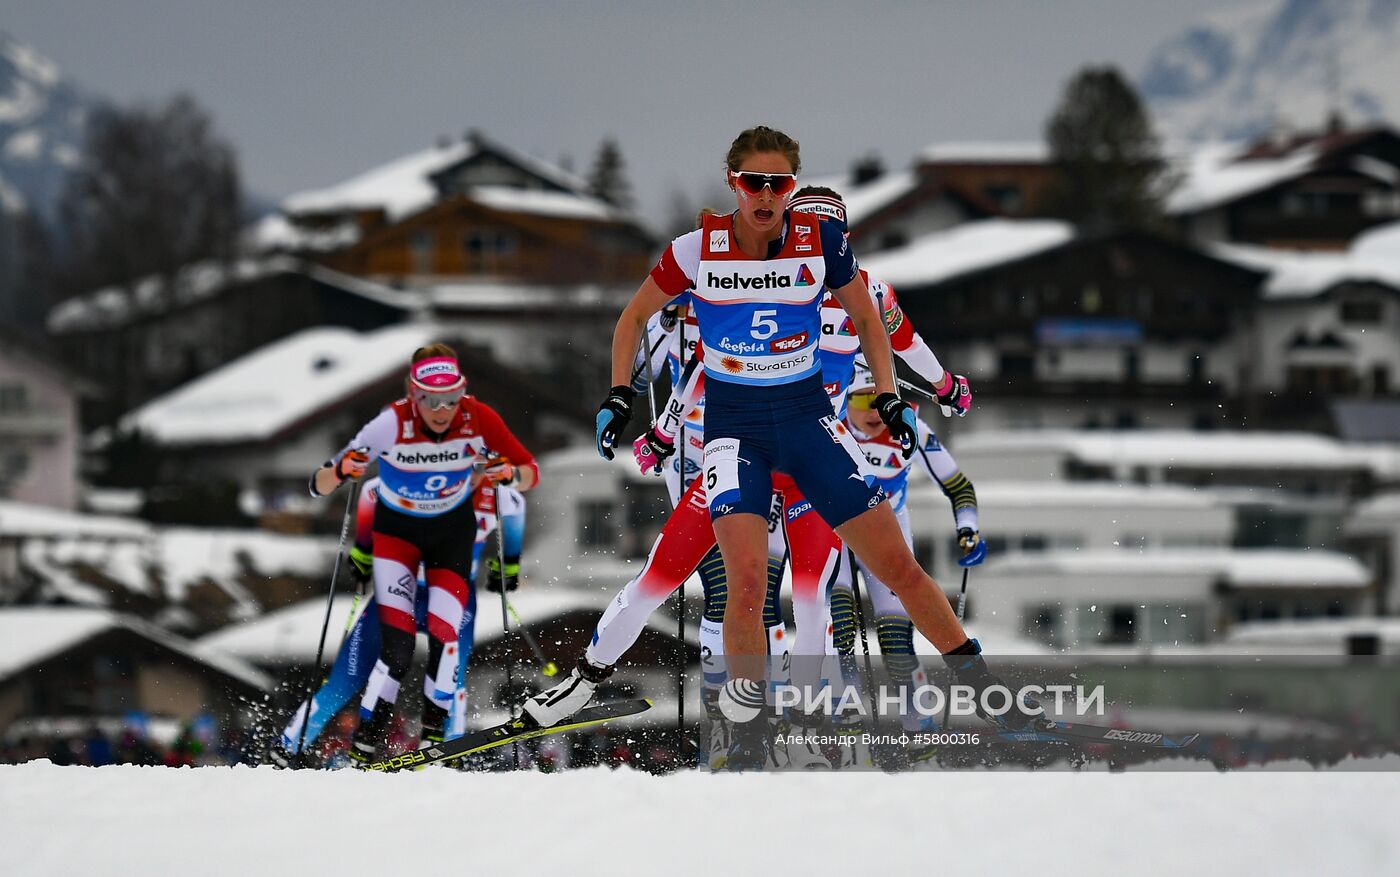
top-left (705, 271), bottom-right (791, 289)
top-left (793, 264), bottom-right (816, 287)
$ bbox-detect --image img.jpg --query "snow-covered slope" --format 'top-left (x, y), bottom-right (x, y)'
top-left (1140, 0), bottom-right (1400, 141)
top-left (3, 762), bottom-right (1399, 876)
top-left (0, 33), bottom-right (102, 218)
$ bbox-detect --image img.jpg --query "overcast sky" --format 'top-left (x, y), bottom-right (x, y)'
top-left (2, 0), bottom-right (1228, 221)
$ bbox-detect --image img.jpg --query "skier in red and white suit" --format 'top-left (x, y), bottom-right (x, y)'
top-left (310, 343), bottom-right (537, 761)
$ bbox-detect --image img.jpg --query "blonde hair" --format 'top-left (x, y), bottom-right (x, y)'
top-left (412, 342), bottom-right (457, 365)
top-left (725, 126), bottom-right (800, 175)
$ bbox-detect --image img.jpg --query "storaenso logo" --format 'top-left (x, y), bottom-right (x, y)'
top-left (1104, 729), bottom-right (1163, 744)
top-left (706, 271), bottom-right (792, 290)
top-left (395, 449), bottom-right (461, 465)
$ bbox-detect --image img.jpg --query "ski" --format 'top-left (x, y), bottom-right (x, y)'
top-left (998, 719), bottom-right (1199, 750)
top-left (364, 698), bottom-right (653, 772)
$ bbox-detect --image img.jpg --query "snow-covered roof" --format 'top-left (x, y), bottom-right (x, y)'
top-left (45, 256), bottom-right (412, 335)
top-left (0, 607), bottom-right (270, 689)
top-left (0, 499), bottom-right (151, 540)
top-left (284, 139), bottom-right (474, 220)
top-left (800, 169), bottom-right (920, 226)
top-left (17, 526), bottom-right (335, 618)
top-left (1168, 142), bottom-right (1323, 214)
top-left (468, 185), bottom-right (623, 221)
top-left (860, 219), bottom-right (1074, 289)
top-left (919, 141), bottom-right (1049, 164)
top-left (120, 324), bottom-right (438, 446)
top-left (1227, 617), bottom-right (1400, 649)
top-left (278, 133), bottom-right (625, 226)
top-left (245, 212), bottom-right (361, 253)
top-left (1211, 241), bottom-right (1400, 299)
top-left (988, 549), bottom-right (1370, 589)
top-left (954, 429), bottom-right (1381, 472)
top-left (964, 481), bottom-right (1221, 510)
top-left (200, 585), bottom-right (646, 664)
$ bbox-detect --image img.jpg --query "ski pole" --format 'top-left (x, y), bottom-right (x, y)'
top-left (674, 308), bottom-right (688, 760)
top-left (629, 328), bottom-right (670, 387)
top-left (853, 358), bottom-right (937, 402)
top-left (848, 550), bottom-right (878, 719)
top-left (939, 567), bottom-right (971, 732)
top-left (503, 597), bottom-right (560, 677)
top-left (493, 484), bottom-right (519, 770)
top-left (294, 474), bottom-right (361, 761)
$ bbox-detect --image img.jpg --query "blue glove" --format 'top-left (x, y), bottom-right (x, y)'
top-left (957, 528), bottom-right (986, 567)
top-left (595, 386), bottom-right (635, 460)
top-left (874, 392), bottom-right (920, 460)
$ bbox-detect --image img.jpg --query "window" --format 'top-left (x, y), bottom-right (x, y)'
top-left (984, 184), bottom-right (1024, 214)
top-left (1146, 603), bottom-right (1205, 644)
top-left (1124, 349), bottom-right (1141, 383)
top-left (1374, 365), bottom-right (1391, 396)
top-left (1362, 190), bottom-right (1400, 217)
top-left (1106, 606), bottom-right (1136, 644)
top-left (998, 352), bottom-right (1034, 381)
top-left (1188, 352), bottom-right (1206, 385)
top-left (1080, 285), bottom-right (1101, 314)
top-left (576, 500), bottom-right (618, 549)
top-left (0, 451), bottom-right (28, 482)
top-left (1340, 299), bottom-right (1382, 324)
top-left (879, 231), bottom-right (909, 251)
top-left (1020, 534), bottom-right (1048, 552)
top-left (0, 383), bottom-right (27, 413)
top-left (409, 230), bottom-right (434, 274)
top-left (1024, 605), bottom-right (1063, 648)
top-left (463, 230), bottom-right (517, 274)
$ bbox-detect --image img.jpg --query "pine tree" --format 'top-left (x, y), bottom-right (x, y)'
top-left (587, 138), bottom-right (634, 211)
top-left (1041, 66), bottom-right (1175, 234)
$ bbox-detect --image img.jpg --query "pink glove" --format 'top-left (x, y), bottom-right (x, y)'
top-left (934, 373), bottom-right (972, 417)
top-left (632, 426), bottom-right (675, 475)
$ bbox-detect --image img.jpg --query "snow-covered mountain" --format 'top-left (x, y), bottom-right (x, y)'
top-left (1140, 0), bottom-right (1400, 141)
top-left (0, 32), bottom-right (103, 218)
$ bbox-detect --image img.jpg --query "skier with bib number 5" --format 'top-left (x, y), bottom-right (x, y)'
top-left (545, 125), bottom-right (1047, 742)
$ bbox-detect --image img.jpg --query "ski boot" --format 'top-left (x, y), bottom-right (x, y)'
top-left (348, 701), bottom-right (394, 766)
top-left (943, 640), bottom-right (1055, 733)
top-left (784, 712), bottom-right (833, 770)
top-left (701, 688), bottom-right (734, 771)
top-left (523, 657), bottom-right (613, 727)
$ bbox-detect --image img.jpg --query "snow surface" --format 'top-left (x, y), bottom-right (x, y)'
top-left (967, 481), bottom-right (1220, 510)
top-left (859, 219), bottom-right (1073, 289)
top-left (2, 762), bottom-right (1399, 876)
top-left (121, 324), bottom-right (437, 446)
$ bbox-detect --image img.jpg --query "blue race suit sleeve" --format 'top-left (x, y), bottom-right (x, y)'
top-left (820, 218), bottom-right (858, 289)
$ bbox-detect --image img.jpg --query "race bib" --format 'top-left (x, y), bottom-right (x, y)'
top-left (703, 438), bottom-right (743, 512)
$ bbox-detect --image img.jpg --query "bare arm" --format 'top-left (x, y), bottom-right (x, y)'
top-left (611, 277), bottom-right (675, 388)
top-left (830, 273), bottom-right (896, 397)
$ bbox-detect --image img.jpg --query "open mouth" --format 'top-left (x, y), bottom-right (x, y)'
top-left (754, 208), bottom-right (774, 222)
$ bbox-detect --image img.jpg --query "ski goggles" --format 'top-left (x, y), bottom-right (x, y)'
top-left (729, 171), bottom-right (798, 197)
top-left (847, 391), bottom-right (878, 411)
top-left (412, 384), bottom-right (466, 411)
